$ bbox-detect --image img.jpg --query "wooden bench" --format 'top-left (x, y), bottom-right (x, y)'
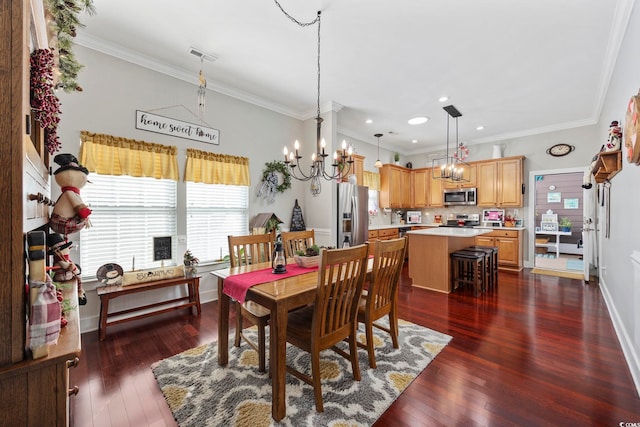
top-left (97, 276), bottom-right (201, 341)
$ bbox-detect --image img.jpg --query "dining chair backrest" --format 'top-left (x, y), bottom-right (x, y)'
top-left (367, 237), bottom-right (407, 315)
top-left (281, 229), bottom-right (315, 258)
top-left (228, 231), bottom-right (275, 268)
top-left (313, 244), bottom-right (369, 340)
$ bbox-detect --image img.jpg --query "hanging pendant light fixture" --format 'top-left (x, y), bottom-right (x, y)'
top-left (432, 105), bottom-right (470, 182)
top-left (374, 133), bottom-right (383, 168)
top-left (277, 5), bottom-right (353, 196)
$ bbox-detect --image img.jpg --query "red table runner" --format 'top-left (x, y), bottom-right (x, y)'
top-left (223, 264), bottom-right (317, 303)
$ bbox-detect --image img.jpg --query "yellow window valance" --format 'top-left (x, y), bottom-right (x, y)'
top-left (363, 170), bottom-right (380, 191)
top-left (79, 131), bottom-right (179, 180)
top-left (184, 148), bottom-right (250, 186)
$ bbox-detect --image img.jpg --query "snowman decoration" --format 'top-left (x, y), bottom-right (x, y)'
top-left (605, 120), bottom-right (622, 152)
top-left (49, 154), bottom-right (92, 236)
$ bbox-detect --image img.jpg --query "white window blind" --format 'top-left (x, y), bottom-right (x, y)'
top-left (79, 174), bottom-right (177, 279)
top-left (186, 182), bottom-right (248, 263)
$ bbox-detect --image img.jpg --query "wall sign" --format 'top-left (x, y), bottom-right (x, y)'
top-left (136, 110), bottom-right (220, 145)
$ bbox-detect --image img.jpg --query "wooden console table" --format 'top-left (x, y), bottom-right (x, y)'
top-left (97, 275), bottom-right (201, 341)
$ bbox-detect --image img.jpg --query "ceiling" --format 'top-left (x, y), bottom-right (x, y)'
top-left (75, 0), bottom-right (634, 154)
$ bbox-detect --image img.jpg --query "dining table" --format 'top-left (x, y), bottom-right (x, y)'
top-left (211, 257), bottom-right (373, 422)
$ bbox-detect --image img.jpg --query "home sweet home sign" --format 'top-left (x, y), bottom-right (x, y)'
top-left (135, 110), bottom-right (220, 144)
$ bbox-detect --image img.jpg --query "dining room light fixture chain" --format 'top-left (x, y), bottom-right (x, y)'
top-left (275, 2), bottom-right (353, 196)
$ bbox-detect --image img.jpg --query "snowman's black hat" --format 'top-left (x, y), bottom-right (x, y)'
top-left (47, 233), bottom-right (72, 254)
top-left (53, 153), bottom-right (89, 175)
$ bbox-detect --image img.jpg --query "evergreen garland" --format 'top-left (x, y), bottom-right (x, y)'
top-left (44, 0), bottom-right (96, 92)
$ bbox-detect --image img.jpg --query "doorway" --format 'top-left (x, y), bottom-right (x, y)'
top-left (527, 168), bottom-right (589, 277)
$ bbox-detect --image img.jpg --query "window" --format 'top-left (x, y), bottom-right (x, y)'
top-left (186, 182), bottom-right (249, 263)
top-left (79, 174), bottom-right (177, 279)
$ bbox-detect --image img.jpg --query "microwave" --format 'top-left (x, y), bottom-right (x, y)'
top-left (443, 187), bottom-right (477, 206)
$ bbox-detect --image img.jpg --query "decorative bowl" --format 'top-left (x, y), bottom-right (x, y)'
top-left (293, 254), bottom-right (320, 268)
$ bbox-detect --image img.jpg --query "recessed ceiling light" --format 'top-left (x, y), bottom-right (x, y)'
top-left (438, 96), bottom-right (449, 103)
top-left (365, 119), bottom-right (373, 124)
top-left (408, 116), bottom-right (429, 125)
top-left (476, 125), bottom-right (485, 131)
top-left (411, 139), bottom-right (418, 144)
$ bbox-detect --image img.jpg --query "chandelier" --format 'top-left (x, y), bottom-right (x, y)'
top-left (277, 5), bottom-right (353, 196)
top-left (432, 105), bottom-right (470, 182)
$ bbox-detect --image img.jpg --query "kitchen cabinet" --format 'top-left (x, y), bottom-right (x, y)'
top-left (341, 153), bottom-right (365, 185)
top-left (380, 164), bottom-right (411, 208)
top-left (476, 156), bottom-right (524, 208)
top-left (411, 168), bottom-right (444, 208)
top-left (475, 228), bottom-right (523, 271)
top-left (443, 163), bottom-right (477, 189)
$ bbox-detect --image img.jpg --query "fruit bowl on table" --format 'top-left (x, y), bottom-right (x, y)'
top-left (293, 254), bottom-right (320, 268)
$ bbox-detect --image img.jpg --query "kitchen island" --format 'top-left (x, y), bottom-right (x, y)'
top-left (406, 227), bottom-right (491, 293)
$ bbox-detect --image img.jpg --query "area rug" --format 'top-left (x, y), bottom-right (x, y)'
top-left (566, 259), bottom-right (584, 271)
top-left (151, 318), bottom-right (451, 427)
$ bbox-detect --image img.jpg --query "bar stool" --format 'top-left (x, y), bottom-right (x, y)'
top-left (450, 249), bottom-right (486, 296)
top-left (467, 245), bottom-right (498, 290)
top-left (457, 248), bottom-right (491, 292)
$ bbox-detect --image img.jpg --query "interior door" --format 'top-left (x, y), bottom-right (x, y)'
top-left (582, 171), bottom-right (597, 281)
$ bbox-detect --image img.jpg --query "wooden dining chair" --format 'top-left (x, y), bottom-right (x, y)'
top-left (227, 231), bottom-right (275, 372)
top-left (357, 236), bottom-right (407, 368)
top-left (285, 243), bottom-right (369, 412)
top-left (280, 229), bottom-right (315, 258)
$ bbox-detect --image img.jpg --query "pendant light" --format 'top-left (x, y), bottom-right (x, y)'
top-left (374, 133), bottom-right (383, 168)
top-left (432, 105), bottom-right (470, 182)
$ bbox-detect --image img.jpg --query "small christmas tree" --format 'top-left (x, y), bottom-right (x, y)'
top-left (183, 249), bottom-right (199, 267)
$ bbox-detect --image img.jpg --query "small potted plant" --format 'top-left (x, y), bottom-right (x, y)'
top-left (559, 217), bottom-right (572, 232)
top-left (183, 249), bottom-right (200, 277)
top-left (394, 152), bottom-right (400, 165)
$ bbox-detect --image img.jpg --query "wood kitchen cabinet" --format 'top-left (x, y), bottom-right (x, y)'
top-left (475, 228), bottom-right (523, 271)
top-left (380, 164), bottom-right (411, 208)
top-left (341, 153), bottom-right (364, 185)
top-left (443, 163), bottom-right (477, 189)
top-left (476, 156), bottom-right (524, 208)
top-left (411, 168), bottom-right (444, 208)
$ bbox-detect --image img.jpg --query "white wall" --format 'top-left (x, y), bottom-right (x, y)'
top-left (592, 0), bottom-right (640, 394)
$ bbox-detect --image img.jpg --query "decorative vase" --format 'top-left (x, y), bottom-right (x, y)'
top-left (185, 265), bottom-right (198, 277)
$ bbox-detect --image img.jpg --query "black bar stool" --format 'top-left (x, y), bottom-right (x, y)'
top-left (467, 245), bottom-right (498, 290)
top-left (450, 249), bottom-right (486, 296)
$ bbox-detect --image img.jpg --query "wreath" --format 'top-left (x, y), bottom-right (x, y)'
top-left (453, 142), bottom-right (469, 161)
top-left (257, 161), bottom-right (291, 203)
top-left (262, 161), bottom-right (291, 193)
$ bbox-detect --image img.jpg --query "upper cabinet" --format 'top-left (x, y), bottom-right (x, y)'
top-left (443, 163), bottom-right (477, 189)
top-left (476, 156), bottom-right (524, 208)
top-left (411, 168), bottom-right (444, 208)
top-left (380, 164), bottom-right (411, 208)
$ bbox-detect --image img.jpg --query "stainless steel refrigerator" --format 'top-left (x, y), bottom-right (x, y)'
top-left (337, 183), bottom-right (369, 248)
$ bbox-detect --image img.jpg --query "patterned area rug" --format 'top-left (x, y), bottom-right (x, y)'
top-left (151, 318), bottom-right (451, 427)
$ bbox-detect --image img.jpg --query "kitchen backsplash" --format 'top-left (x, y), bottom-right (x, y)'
top-left (369, 206), bottom-right (522, 226)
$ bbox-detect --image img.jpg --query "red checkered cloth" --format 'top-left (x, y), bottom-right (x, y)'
top-left (223, 264), bottom-right (317, 303)
top-left (50, 212), bottom-right (90, 235)
top-left (28, 275), bottom-right (61, 348)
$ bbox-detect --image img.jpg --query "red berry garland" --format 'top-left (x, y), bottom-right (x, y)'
top-left (30, 49), bottom-right (62, 154)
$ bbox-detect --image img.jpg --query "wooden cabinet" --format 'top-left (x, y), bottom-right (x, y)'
top-left (380, 165), bottom-right (411, 208)
top-left (411, 168), bottom-right (444, 208)
top-left (378, 228), bottom-right (400, 240)
top-left (475, 229), bottom-right (523, 271)
top-left (476, 156), bottom-right (524, 208)
top-left (443, 163), bottom-right (477, 189)
top-left (0, 1), bottom-right (81, 426)
top-left (342, 153), bottom-right (365, 185)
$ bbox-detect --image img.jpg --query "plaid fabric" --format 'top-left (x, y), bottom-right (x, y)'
top-left (50, 212), bottom-right (89, 235)
top-left (28, 275), bottom-right (61, 348)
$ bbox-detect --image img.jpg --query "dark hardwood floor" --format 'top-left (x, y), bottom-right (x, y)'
top-left (70, 267), bottom-right (640, 426)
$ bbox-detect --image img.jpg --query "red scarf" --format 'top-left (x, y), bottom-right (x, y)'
top-left (61, 186), bottom-right (80, 194)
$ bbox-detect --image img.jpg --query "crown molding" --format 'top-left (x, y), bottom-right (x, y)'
top-left (74, 31), bottom-right (309, 120)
